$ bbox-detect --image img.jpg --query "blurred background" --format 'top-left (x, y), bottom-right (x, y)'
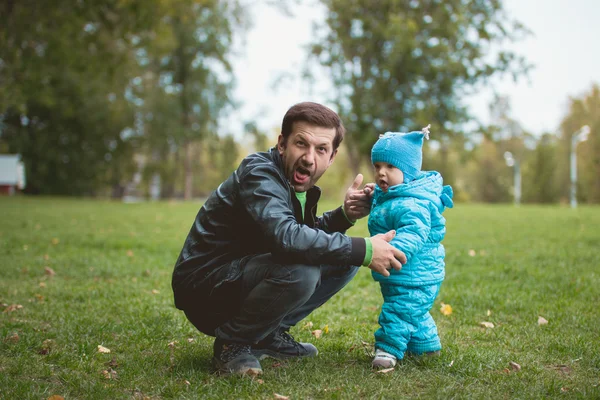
top-left (1, 0), bottom-right (598, 204)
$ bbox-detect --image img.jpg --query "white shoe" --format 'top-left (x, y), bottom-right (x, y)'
top-left (372, 349), bottom-right (397, 369)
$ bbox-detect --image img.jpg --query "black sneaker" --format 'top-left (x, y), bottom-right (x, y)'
top-left (213, 338), bottom-right (262, 375)
top-left (252, 329), bottom-right (318, 360)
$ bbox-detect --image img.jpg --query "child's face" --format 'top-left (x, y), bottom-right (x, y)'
top-left (373, 162), bottom-right (404, 192)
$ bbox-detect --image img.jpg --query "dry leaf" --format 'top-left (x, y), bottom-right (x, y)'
top-left (303, 321), bottom-right (313, 329)
top-left (151, 289), bottom-right (160, 294)
top-left (23, 245), bottom-right (29, 251)
top-left (47, 396), bottom-right (65, 400)
top-left (440, 303), bottom-right (453, 316)
top-left (126, 250), bottom-right (134, 257)
top-left (44, 266), bottom-right (56, 276)
top-left (376, 367), bottom-right (395, 374)
top-left (184, 380), bottom-right (190, 385)
top-left (274, 394), bottom-right (289, 400)
top-left (561, 388), bottom-right (569, 393)
top-left (101, 368), bottom-right (118, 379)
top-left (4, 304), bottom-right (23, 313)
top-left (44, 254), bottom-right (50, 260)
top-left (487, 309), bottom-right (491, 316)
top-left (468, 249), bottom-right (476, 257)
top-left (323, 324), bottom-right (329, 334)
top-left (97, 345), bottom-right (111, 353)
top-left (448, 360), bottom-right (454, 367)
top-left (538, 316), bottom-right (548, 325)
top-left (480, 321), bottom-right (494, 328)
top-left (187, 338), bottom-right (195, 343)
top-left (51, 238), bottom-right (60, 245)
top-left (104, 357), bottom-right (119, 368)
top-left (509, 361), bottom-right (521, 371)
top-left (4, 333), bottom-right (19, 343)
top-left (256, 379), bottom-right (264, 384)
top-left (552, 364), bottom-right (573, 375)
top-left (311, 329), bottom-right (322, 339)
top-left (39, 282), bottom-right (47, 288)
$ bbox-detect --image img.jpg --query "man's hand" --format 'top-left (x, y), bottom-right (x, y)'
top-left (369, 230), bottom-right (407, 277)
top-left (344, 174), bottom-right (375, 221)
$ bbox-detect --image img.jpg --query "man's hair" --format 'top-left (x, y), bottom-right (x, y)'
top-left (281, 102), bottom-right (345, 151)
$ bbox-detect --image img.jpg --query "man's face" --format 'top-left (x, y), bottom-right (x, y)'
top-left (277, 121), bottom-right (338, 192)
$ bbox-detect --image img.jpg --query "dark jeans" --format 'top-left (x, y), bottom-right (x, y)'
top-left (183, 254), bottom-right (359, 344)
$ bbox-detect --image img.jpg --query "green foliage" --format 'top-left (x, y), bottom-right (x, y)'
top-left (2, 197), bottom-right (600, 398)
top-left (0, 0), bottom-right (162, 195)
top-left (522, 134), bottom-right (560, 203)
top-left (309, 0), bottom-right (530, 182)
top-left (558, 84), bottom-right (600, 203)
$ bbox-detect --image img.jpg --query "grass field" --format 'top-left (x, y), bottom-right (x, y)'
top-left (1, 197), bottom-right (599, 399)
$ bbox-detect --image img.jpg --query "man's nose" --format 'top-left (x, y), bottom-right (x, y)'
top-left (302, 147), bottom-right (315, 165)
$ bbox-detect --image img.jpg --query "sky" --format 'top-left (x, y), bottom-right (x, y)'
top-left (227, 0), bottom-right (600, 139)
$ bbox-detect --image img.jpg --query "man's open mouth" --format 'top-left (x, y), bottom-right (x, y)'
top-left (293, 166), bottom-right (311, 185)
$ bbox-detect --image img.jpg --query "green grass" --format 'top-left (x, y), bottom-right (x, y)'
top-left (1, 197), bottom-right (599, 399)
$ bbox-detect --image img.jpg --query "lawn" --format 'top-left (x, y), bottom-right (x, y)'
top-left (1, 197), bottom-right (599, 399)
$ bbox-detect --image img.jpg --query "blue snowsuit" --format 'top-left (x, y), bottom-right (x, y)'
top-left (368, 171), bottom-right (454, 359)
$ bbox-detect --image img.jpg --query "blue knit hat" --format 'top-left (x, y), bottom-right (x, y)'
top-left (371, 125), bottom-right (430, 182)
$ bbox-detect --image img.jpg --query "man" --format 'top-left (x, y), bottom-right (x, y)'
top-left (172, 102), bottom-right (406, 375)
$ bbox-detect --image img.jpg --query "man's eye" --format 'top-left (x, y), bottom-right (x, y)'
top-left (296, 141), bottom-right (305, 146)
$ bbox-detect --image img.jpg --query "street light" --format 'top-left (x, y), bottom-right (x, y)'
top-left (504, 151), bottom-right (521, 205)
top-left (570, 125), bottom-right (591, 208)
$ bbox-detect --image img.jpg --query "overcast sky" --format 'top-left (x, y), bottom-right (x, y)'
top-left (227, 0), bottom-right (599, 138)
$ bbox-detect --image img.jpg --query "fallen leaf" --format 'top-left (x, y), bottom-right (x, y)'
top-left (4, 333), bottom-right (19, 343)
top-left (51, 238), bottom-right (60, 245)
top-left (47, 396), bottom-right (65, 400)
top-left (151, 289), bottom-right (160, 294)
top-left (487, 309), bottom-right (491, 316)
top-left (509, 361), bottom-right (521, 371)
top-left (104, 357), bottom-right (119, 368)
top-left (4, 304), bottom-right (23, 313)
top-left (561, 387), bottom-right (569, 392)
top-left (101, 368), bottom-right (118, 379)
top-left (187, 338), bottom-right (195, 343)
top-left (323, 324), bottom-right (329, 334)
top-left (376, 367), bottom-right (395, 374)
top-left (440, 303), bottom-right (453, 316)
top-left (126, 250), bottom-right (134, 257)
top-left (39, 282), bottom-right (47, 288)
top-left (274, 394), bottom-right (289, 400)
top-left (480, 321), bottom-right (494, 329)
top-left (551, 364), bottom-right (573, 375)
top-left (143, 269), bottom-right (151, 277)
top-left (168, 341), bottom-right (178, 348)
top-left (538, 316), bottom-right (548, 325)
top-left (43, 254), bottom-right (50, 260)
top-left (256, 379), bottom-right (264, 384)
top-left (44, 266), bottom-right (56, 276)
top-left (35, 294), bottom-right (44, 302)
top-left (468, 249), bottom-right (476, 257)
top-left (311, 329), bottom-right (322, 339)
top-left (23, 245), bottom-right (29, 251)
top-left (97, 345), bottom-right (111, 353)
top-left (184, 380), bottom-right (190, 385)
top-left (303, 321), bottom-right (313, 329)
top-left (448, 360), bottom-right (454, 367)
top-left (347, 344), bottom-right (357, 352)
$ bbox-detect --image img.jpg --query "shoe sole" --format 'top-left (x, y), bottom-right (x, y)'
top-left (212, 357), bottom-right (263, 376)
top-left (251, 348), bottom-right (319, 361)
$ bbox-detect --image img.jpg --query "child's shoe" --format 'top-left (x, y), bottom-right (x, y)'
top-left (372, 349), bottom-right (397, 369)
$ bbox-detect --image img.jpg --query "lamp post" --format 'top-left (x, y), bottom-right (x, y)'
top-left (570, 125), bottom-right (591, 208)
top-left (504, 151), bottom-right (521, 205)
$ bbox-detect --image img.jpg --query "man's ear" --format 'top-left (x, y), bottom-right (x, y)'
top-left (277, 134), bottom-right (286, 155)
top-left (328, 148), bottom-right (338, 166)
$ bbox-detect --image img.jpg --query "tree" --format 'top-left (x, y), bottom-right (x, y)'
top-left (521, 133), bottom-right (559, 203)
top-left (0, 0), bottom-right (161, 195)
top-left (134, 0), bottom-right (247, 199)
top-left (309, 0), bottom-right (530, 182)
top-left (558, 84), bottom-right (600, 204)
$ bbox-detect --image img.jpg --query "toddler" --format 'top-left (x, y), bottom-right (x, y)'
top-left (368, 126), bottom-right (454, 368)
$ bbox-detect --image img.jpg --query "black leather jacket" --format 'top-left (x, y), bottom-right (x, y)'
top-left (172, 147), bottom-right (366, 309)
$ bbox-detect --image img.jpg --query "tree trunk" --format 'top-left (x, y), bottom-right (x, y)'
top-left (183, 140), bottom-right (193, 200)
